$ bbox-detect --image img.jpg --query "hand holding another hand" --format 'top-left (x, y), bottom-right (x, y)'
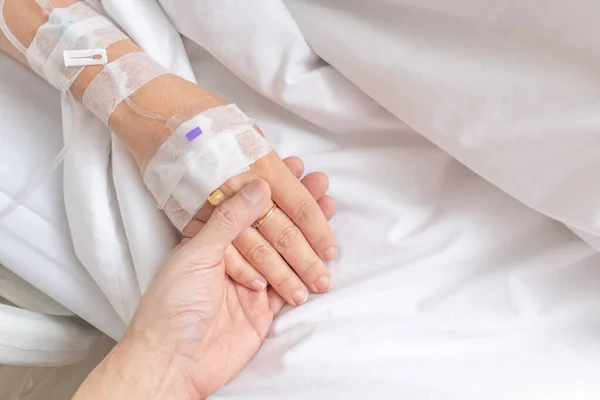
top-left (185, 153), bottom-right (337, 307)
top-left (75, 180), bottom-right (295, 399)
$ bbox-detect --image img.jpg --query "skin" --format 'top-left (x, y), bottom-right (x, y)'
top-left (185, 157), bottom-right (337, 299)
top-left (73, 179), bottom-right (332, 399)
top-left (0, 0), bottom-right (338, 306)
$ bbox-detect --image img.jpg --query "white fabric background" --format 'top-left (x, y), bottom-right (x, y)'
top-left (0, 54), bottom-right (125, 339)
top-left (1, 0), bottom-right (600, 398)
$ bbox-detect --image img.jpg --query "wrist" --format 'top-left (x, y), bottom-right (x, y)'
top-left (74, 333), bottom-right (201, 400)
top-left (69, 41), bottom-right (226, 169)
top-left (116, 336), bottom-right (201, 400)
top-left (108, 74), bottom-right (227, 169)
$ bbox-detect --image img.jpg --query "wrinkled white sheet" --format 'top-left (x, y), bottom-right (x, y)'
top-left (285, 0), bottom-right (600, 251)
top-left (0, 54), bottom-right (125, 339)
top-left (2, 0), bottom-right (600, 398)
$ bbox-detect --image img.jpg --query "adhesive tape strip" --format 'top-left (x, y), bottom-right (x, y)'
top-left (144, 104), bottom-right (273, 231)
top-left (25, 1), bottom-right (127, 92)
top-left (26, 2), bottom-right (97, 75)
top-left (175, 129), bottom-right (252, 213)
top-left (163, 197), bottom-right (193, 232)
top-left (144, 104), bottom-right (260, 207)
top-left (35, 0), bottom-right (54, 14)
top-left (82, 52), bottom-right (170, 125)
top-left (44, 16), bottom-right (127, 92)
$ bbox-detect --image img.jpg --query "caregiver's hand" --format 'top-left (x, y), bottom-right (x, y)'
top-left (184, 154), bottom-right (338, 307)
top-left (73, 180), bottom-right (287, 400)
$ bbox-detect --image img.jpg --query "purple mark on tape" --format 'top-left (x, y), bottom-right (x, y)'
top-left (185, 126), bottom-right (203, 142)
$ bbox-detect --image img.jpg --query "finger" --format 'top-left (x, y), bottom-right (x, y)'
top-left (257, 203), bottom-right (331, 294)
top-left (318, 195), bottom-right (336, 221)
top-left (265, 158), bottom-right (337, 261)
top-left (282, 156), bottom-right (304, 178)
top-left (191, 180), bottom-right (271, 254)
top-left (224, 244), bottom-right (267, 291)
top-left (186, 185), bottom-right (332, 237)
top-left (233, 283), bottom-right (282, 339)
top-left (188, 219), bottom-right (267, 290)
top-left (234, 228), bottom-right (309, 306)
top-left (193, 203), bottom-right (215, 223)
top-left (182, 218), bottom-right (204, 238)
top-left (299, 172), bottom-right (335, 220)
top-left (267, 287), bottom-right (286, 315)
top-left (300, 172), bottom-right (329, 201)
top-left (192, 157), bottom-right (304, 226)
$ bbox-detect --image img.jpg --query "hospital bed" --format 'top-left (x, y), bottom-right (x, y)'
top-left (2, 0), bottom-right (600, 398)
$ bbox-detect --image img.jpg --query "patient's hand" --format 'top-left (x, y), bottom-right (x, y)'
top-left (183, 155), bottom-right (337, 307)
top-left (0, 0), bottom-right (336, 307)
top-left (89, 68), bottom-right (336, 304)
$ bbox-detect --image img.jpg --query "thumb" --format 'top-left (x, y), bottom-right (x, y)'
top-left (189, 179), bottom-right (271, 254)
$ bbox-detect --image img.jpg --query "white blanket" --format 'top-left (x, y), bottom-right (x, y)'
top-left (2, 0), bottom-right (600, 398)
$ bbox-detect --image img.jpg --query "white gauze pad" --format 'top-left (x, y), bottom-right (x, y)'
top-left (144, 104), bottom-right (273, 231)
top-left (26, 3), bottom-right (128, 92)
top-left (82, 51), bottom-right (169, 125)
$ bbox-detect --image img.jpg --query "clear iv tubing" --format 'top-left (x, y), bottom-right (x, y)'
top-left (0, 130), bottom-right (78, 220)
top-left (0, 0), bottom-right (61, 219)
top-left (1, 0), bottom-right (200, 220)
top-left (0, 2), bottom-right (154, 219)
top-left (0, 97), bottom-right (167, 220)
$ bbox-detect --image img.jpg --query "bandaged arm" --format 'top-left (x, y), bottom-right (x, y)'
top-left (0, 0), bottom-right (271, 230)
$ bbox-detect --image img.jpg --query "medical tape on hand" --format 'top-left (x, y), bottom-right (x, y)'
top-left (82, 51), bottom-right (170, 125)
top-left (143, 104), bottom-right (273, 231)
top-left (27, 3), bottom-right (127, 92)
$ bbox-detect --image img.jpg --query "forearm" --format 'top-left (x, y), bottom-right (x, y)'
top-left (0, 0), bottom-right (226, 166)
top-left (73, 337), bottom-right (199, 400)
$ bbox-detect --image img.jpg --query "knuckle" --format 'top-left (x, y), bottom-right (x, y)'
top-left (274, 269), bottom-right (295, 288)
top-left (315, 235), bottom-right (332, 250)
top-left (275, 224), bottom-right (301, 249)
top-left (248, 243), bottom-right (272, 265)
top-left (303, 257), bottom-right (324, 276)
top-left (213, 203), bottom-right (240, 230)
top-left (229, 263), bottom-right (247, 281)
top-left (292, 198), bottom-right (315, 225)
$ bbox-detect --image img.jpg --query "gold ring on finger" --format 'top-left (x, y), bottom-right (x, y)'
top-left (252, 204), bottom-right (277, 229)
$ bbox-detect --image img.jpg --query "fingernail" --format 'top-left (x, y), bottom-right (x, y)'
top-left (250, 280), bottom-right (266, 291)
top-left (292, 289), bottom-right (308, 306)
top-left (207, 190), bottom-right (225, 206)
top-left (323, 246), bottom-right (338, 261)
top-left (242, 180), bottom-right (266, 205)
top-left (314, 275), bottom-right (331, 292)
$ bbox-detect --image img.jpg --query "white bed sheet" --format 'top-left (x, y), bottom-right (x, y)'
top-left (0, 54), bottom-right (125, 339)
top-left (1, 0), bottom-right (600, 398)
top-left (185, 43), bottom-right (600, 400)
